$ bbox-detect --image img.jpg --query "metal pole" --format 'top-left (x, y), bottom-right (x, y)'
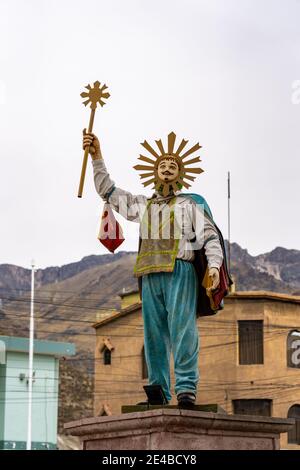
top-left (227, 171), bottom-right (231, 275)
top-left (26, 260), bottom-right (35, 451)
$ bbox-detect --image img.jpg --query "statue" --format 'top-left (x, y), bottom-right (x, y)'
top-left (82, 129), bottom-right (231, 407)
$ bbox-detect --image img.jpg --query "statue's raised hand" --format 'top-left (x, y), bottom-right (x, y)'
top-left (82, 129), bottom-right (102, 160)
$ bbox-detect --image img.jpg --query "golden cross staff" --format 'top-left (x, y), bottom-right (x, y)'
top-left (77, 80), bottom-right (110, 198)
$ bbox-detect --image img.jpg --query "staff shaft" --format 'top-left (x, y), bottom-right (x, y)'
top-left (77, 108), bottom-right (96, 198)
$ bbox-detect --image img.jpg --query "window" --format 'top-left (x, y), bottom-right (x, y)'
top-left (238, 320), bottom-right (263, 364)
top-left (233, 399), bottom-right (272, 417)
top-left (103, 348), bottom-right (111, 365)
top-left (288, 405), bottom-right (300, 444)
top-left (100, 337), bottom-right (114, 365)
top-left (142, 346), bottom-right (148, 379)
top-left (287, 330), bottom-right (300, 368)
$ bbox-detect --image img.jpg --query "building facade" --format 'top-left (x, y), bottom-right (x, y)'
top-left (0, 336), bottom-right (75, 450)
top-left (93, 290), bottom-right (300, 449)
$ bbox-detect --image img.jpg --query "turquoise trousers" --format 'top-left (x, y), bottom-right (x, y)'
top-left (141, 259), bottom-right (199, 402)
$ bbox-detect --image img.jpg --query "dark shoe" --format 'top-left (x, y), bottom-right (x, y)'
top-left (177, 392), bottom-right (196, 408)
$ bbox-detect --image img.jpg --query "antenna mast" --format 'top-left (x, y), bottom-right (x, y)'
top-left (27, 260), bottom-right (35, 450)
top-left (227, 171), bottom-right (231, 274)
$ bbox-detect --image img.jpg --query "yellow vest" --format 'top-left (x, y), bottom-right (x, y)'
top-left (133, 197), bottom-right (180, 277)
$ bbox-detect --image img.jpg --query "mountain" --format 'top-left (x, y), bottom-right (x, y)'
top-left (1, 244), bottom-right (299, 300)
top-left (0, 243), bottom-right (299, 429)
top-left (0, 251), bottom-right (134, 293)
top-left (229, 243), bottom-right (300, 294)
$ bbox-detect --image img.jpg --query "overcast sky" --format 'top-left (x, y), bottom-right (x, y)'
top-left (0, 0), bottom-right (299, 269)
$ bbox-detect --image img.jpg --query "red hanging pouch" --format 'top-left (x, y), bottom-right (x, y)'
top-left (98, 202), bottom-right (125, 253)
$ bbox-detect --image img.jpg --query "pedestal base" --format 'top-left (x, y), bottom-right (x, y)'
top-left (65, 409), bottom-right (294, 450)
top-left (121, 403), bottom-right (226, 414)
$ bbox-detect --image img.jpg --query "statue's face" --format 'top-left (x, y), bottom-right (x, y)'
top-left (157, 158), bottom-right (179, 183)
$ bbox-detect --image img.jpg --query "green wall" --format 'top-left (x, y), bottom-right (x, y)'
top-left (1, 352), bottom-right (59, 447)
top-left (0, 364), bottom-right (6, 442)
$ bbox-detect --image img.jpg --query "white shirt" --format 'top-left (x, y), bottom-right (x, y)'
top-left (92, 159), bottom-right (223, 269)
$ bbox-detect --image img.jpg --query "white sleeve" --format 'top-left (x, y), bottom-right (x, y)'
top-left (203, 216), bottom-right (224, 269)
top-left (92, 159), bottom-right (147, 223)
top-left (191, 201), bottom-right (223, 269)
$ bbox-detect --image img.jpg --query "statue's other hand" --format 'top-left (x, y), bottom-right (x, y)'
top-left (207, 267), bottom-right (220, 293)
top-left (82, 129), bottom-right (102, 160)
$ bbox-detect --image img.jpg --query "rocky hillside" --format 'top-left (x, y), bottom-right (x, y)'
top-left (0, 251), bottom-right (135, 294)
top-left (229, 243), bottom-right (300, 294)
top-left (1, 244), bottom-right (299, 300)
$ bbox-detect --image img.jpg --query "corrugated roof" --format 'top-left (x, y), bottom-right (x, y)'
top-left (0, 336), bottom-right (76, 356)
top-left (228, 291), bottom-right (300, 303)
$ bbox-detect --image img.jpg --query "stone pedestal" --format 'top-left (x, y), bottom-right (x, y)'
top-left (121, 404), bottom-right (226, 414)
top-left (64, 409), bottom-right (294, 450)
